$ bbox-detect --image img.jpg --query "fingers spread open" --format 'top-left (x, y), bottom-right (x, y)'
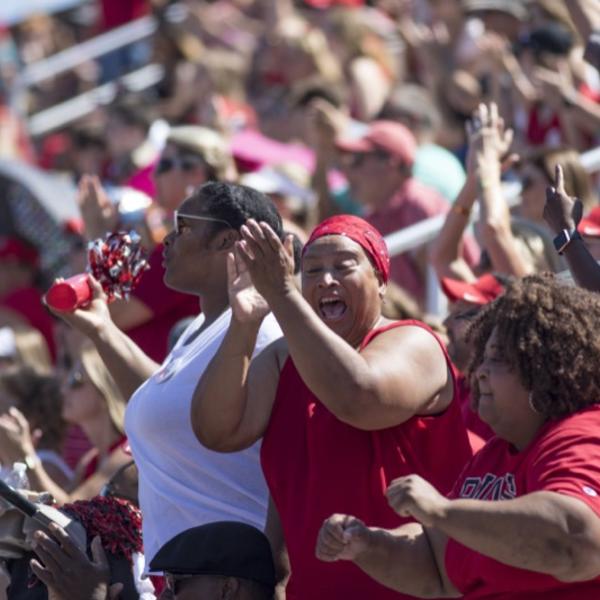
top-left (240, 224), bottom-right (265, 259)
top-left (48, 522), bottom-right (82, 560)
top-left (235, 240), bottom-right (255, 266)
top-left (261, 222), bottom-right (284, 253)
top-left (32, 532), bottom-right (65, 573)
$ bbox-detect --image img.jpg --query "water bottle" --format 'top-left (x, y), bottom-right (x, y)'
top-left (4, 462), bottom-right (30, 491)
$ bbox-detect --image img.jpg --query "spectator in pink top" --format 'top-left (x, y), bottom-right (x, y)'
top-left (335, 121), bottom-right (477, 303)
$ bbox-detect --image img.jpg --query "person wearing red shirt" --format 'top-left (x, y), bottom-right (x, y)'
top-left (0, 236), bottom-right (55, 361)
top-left (335, 121), bottom-right (478, 304)
top-left (317, 274), bottom-right (600, 599)
top-left (192, 215), bottom-right (472, 599)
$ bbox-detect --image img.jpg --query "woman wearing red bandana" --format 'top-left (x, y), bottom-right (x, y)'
top-left (191, 215), bottom-right (472, 599)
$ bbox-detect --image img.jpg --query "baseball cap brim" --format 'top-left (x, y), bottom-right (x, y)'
top-left (462, 0), bottom-right (527, 20)
top-left (441, 274), bottom-right (504, 305)
top-left (335, 136), bottom-right (374, 154)
top-left (441, 278), bottom-right (489, 305)
top-left (580, 222), bottom-right (600, 237)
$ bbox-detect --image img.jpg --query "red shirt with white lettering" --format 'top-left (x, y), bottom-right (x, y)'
top-left (261, 320), bottom-right (472, 600)
top-left (445, 404), bottom-right (600, 599)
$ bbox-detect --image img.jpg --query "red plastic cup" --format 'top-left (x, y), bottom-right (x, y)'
top-left (45, 273), bottom-right (92, 312)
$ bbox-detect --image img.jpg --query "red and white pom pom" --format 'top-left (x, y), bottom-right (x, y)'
top-left (87, 231), bottom-right (149, 303)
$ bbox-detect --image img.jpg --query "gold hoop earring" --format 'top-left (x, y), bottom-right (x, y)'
top-left (528, 391), bottom-right (540, 414)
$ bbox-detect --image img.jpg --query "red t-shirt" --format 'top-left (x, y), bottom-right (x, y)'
top-left (125, 245), bottom-right (199, 363)
top-left (261, 320), bottom-right (472, 600)
top-left (0, 286), bottom-right (56, 361)
top-left (366, 179), bottom-right (478, 303)
top-left (445, 404), bottom-right (600, 599)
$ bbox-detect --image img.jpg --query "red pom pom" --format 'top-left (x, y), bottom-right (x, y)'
top-left (87, 231), bottom-right (150, 303)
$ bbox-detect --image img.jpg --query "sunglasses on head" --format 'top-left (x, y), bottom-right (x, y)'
top-left (156, 155), bottom-right (205, 176)
top-left (173, 210), bottom-right (233, 235)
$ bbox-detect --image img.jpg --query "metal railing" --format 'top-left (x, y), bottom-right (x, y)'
top-left (27, 63), bottom-right (164, 136)
top-left (16, 16), bottom-right (157, 89)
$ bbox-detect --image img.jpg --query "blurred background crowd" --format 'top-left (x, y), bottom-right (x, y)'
top-left (0, 0), bottom-right (599, 598)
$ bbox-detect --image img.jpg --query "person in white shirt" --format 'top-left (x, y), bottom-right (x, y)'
top-left (52, 181), bottom-right (284, 565)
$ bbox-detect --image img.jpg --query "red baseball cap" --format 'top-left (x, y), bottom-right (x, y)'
top-left (335, 120), bottom-right (417, 167)
top-left (578, 206), bottom-right (600, 238)
top-left (0, 236), bottom-right (39, 268)
top-left (441, 274), bottom-right (504, 305)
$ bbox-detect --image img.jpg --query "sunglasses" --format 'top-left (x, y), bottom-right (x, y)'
top-left (339, 149), bottom-right (391, 169)
top-left (156, 155), bottom-right (204, 176)
top-left (173, 210), bottom-right (233, 235)
top-left (64, 368), bottom-right (85, 390)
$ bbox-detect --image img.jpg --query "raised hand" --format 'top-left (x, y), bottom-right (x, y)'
top-left (0, 407), bottom-right (36, 467)
top-left (543, 164), bottom-right (583, 235)
top-left (386, 474), bottom-right (449, 528)
top-left (77, 175), bottom-right (119, 241)
top-left (227, 247), bottom-right (270, 323)
top-left (315, 513), bottom-right (371, 562)
top-left (466, 103), bottom-right (517, 181)
top-left (306, 98), bottom-right (347, 154)
top-left (236, 220), bottom-right (296, 301)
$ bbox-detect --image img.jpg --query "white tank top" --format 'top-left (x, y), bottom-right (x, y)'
top-left (125, 308), bottom-right (282, 565)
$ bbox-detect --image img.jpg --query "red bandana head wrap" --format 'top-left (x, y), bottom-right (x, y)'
top-left (303, 215), bottom-right (390, 282)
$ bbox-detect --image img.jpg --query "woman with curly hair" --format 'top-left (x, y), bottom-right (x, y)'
top-left (316, 274), bottom-right (600, 598)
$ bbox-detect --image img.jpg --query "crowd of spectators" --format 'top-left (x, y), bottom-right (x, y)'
top-left (0, 0), bottom-right (599, 598)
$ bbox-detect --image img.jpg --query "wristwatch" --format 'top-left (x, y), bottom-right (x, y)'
top-left (553, 228), bottom-right (582, 255)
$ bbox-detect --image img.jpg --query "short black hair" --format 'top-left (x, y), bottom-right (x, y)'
top-left (191, 181), bottom-right (283, 238)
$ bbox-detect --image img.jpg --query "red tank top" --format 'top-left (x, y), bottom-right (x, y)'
top-left (261, 320), bottom-right (472, 600)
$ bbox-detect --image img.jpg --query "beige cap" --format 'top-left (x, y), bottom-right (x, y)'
top-left (166, 126), bottom-right (237, 181)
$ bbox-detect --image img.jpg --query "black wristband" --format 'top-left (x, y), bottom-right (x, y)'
top-left (553, 228), bottom-right (582, 255)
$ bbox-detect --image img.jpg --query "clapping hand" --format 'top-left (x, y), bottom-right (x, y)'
top-left (236, 220), bottom-right (296, 301)
top-left (315, 514), bottom-right (371, 562)
top-left (543, 164), bottom-right (583, 235)
top-left (227, 246), bottom-right (270, 323)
